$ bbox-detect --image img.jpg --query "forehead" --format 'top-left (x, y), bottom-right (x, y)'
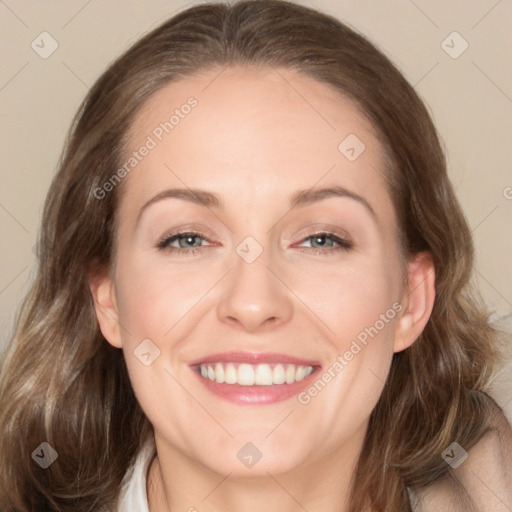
top-left (119, 65), bottom-right (394, 227)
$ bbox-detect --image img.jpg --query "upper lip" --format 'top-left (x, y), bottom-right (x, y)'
top-left (188, 351), bottom-right (321, 367)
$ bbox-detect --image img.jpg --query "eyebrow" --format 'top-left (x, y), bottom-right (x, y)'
top-left (136, 185), bottom-right (378, 226)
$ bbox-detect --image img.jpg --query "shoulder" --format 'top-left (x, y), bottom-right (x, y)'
top-left (410, 392), bottom-right (512, 511)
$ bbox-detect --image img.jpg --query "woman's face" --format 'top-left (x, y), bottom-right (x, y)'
top-left (92, 66), bottom-right (434, 476)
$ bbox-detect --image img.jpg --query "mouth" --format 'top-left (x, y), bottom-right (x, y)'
top-left (189, 352), bottom-right (321, 405)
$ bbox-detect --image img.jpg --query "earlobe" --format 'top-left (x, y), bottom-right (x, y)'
top-left (89, 270), bottom-right (123, 349)
top-left (393, 251), bottom-right (436, 353)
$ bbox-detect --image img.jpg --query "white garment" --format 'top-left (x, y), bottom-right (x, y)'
top-left (117, 437), bottom-right (156, 512)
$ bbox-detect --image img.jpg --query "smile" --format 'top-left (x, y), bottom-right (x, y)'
top-left (199, 362), bottom-right (314, 386)
top-left (189, 352), bottom-right (321, 405)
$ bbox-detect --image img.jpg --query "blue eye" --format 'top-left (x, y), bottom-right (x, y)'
top-left (156, 231), bottom-right (212, 256)
top-left (296, 232), bottom-right (354, 255)
top-left (156, 230), bottom-right (353, 256)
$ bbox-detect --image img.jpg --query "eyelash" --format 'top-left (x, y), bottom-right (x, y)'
top-left (156, 230), bottom-right (354, 257)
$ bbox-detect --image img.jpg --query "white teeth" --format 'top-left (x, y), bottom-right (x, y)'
top-left (272, 364), bottom-right (286, 384)
top-left (285, 364), bottom-right (296, 384)
top-left (295, 366), bottom-right (306, 381)
top-left (224, 363), bottom-right (237, 384)
top-left (255, 364), bottom-right (273, 385)
top-left (214, 363), bottom-right (224, 383)
top-left (198, 362), bottom-right (315, 386)
top-left (238, 364), bottom-right (255, 386)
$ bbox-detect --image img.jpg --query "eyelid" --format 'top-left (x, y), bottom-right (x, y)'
top-left (293, 231), bottom-right (354, 251)
top-left (291, 224), bottom-right (353, 243)
top-left (156, 229), bottom-right (214, 249)
top-left (155, 226), bottom-right (355, 255)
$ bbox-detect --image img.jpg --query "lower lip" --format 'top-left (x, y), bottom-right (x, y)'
top-left (192, 367), bottom-right (319, 405)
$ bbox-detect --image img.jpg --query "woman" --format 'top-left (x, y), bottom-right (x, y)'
top-left (0, 1), bottom-right (510, 510)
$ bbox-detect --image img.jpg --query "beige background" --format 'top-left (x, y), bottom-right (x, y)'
top-left (0, 0), bottom-right (511, 419)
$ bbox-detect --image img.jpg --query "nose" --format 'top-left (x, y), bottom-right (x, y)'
top-left (216, 245), bottom-right (294, 333)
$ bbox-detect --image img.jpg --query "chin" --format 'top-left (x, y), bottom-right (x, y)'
top-left (197, 440), bottom-right (310, 478)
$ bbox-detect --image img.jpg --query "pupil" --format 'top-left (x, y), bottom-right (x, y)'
top-left (180, 235), bottom-right (199, 248)
top-left (313, 235), bottom-right (331, 248)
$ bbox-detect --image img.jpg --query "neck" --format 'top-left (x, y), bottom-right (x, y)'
top-left (147, 426), bottom-right (368, 512)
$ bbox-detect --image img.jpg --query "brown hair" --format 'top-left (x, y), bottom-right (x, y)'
top-left (0, 1), bottom-right (506, 510)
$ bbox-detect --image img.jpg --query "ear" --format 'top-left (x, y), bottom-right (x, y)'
top-left (89, 269), bottom-right (123, 349)
top-left (393, 251), bottom-right (436, 353)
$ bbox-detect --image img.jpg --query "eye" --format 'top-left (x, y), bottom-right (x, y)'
top-left (156, 231), bottom-right (213, 256)
top-left (295, 232), bottom-right (354, 255)
top-left (155, 230), bottom-right (354, 257)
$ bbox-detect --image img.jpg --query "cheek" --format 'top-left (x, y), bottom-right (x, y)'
top-left (331, 263), bottom-right (400, 381)
top-left (113, 260), bottom-right (207, 441)
top-left (290, 255), bottom-right (400, 420)
top-left (114, 257), bottom-right (210, 341)
top-left (286, 253), bottom-right (400, 344)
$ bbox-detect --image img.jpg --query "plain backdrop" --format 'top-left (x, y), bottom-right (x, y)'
top-left (0, 0), bottom-right (511, 420)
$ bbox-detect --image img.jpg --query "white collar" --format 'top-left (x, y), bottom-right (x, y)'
top-left (117, 436), bottom-right (156, 512)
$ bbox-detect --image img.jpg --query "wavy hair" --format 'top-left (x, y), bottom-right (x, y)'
top-left (0, 1), bottom-right (506, 510)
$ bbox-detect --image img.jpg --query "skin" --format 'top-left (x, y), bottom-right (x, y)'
top-left (90, 65), bottom-right (436, 512)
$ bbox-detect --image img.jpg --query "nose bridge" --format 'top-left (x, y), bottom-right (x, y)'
top-left (216, 236), bottom-right (294, 331)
